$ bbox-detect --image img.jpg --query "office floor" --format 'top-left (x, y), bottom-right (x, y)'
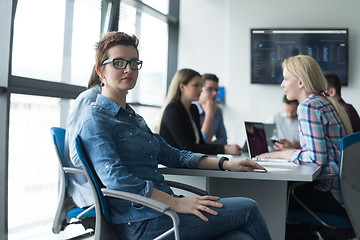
top-left (8, 223), bottom-right (94, 240)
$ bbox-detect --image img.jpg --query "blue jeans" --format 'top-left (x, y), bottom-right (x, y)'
top-left (115, 197), bottom-right (271, 240)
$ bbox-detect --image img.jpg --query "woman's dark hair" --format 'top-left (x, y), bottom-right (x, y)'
top-left (95, 31), bottom-right (139, 75)
top-left (88, 65), bottom-right (101, 89)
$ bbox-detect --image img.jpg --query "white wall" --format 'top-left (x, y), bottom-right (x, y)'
top-left (178, 0), bottom-right (360, 145)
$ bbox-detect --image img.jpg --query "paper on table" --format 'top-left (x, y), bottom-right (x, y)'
top-left (256, 161), bottom-right (296, 166)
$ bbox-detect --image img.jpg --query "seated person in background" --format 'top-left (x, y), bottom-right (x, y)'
top-left (76, 31), bottom-right (271, 240)
top-left (324, 71), bottom-right (360, 132)
top-left (193, 73), bottom-right (228, 145)
top-left (158, 68), bottom-right (242, 155)
top-left (64, 65), bottom-right (101, 207)
top-left (268, 95), bottom-right (300, 150)
top-left (257, 55), bottom-right (353, 239)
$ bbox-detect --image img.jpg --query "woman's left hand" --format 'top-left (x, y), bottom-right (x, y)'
top-left (173, 195), bottom-right (223, 221)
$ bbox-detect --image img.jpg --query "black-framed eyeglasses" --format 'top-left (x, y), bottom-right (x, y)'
top-left (102, 58), bottom-right (143, 70)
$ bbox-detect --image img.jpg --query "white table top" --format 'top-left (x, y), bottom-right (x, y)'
top-left (159, 154), bottom-right (322, 182)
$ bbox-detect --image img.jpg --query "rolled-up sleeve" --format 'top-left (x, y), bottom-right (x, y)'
top-left (79, 117), bottom-right (154, 198)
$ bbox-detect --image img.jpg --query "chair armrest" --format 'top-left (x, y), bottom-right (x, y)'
top-left (101, 188), bottom-right (171, 213)
top-left (101, 188), bottom-right (181, 240)
top-left (165, 180), bottom-right (208, 196)
top-left (63, 167), bottom-right (85, 174)
top-left (287, 174), bottom-right (338, 229)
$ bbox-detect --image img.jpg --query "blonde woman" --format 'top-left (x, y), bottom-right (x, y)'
top-left (158, 68), bottom-right (242, 155)
top-left (258, 55), bottom-right (353, 238)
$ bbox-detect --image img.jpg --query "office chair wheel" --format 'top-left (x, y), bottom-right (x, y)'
top-left (285, 223), bottom-right (321, 240)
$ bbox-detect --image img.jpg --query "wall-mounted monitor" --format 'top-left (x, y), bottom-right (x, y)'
top-left (251, 29), bottom-right (348, 85)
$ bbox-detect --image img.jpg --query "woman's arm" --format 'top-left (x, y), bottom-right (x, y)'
top-left (150, 188), bottom-right (222, 222)
top-left (198, 156), bottom-right (267, 172)
top-left (79, 118), bottom-right (153, 197)
top-left (293, 104), bottom-right (328, 165)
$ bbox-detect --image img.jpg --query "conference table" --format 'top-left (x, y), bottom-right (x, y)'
top-left (159, 154), bottom-right (322, 240)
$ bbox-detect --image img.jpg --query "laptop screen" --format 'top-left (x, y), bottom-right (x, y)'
top-left (245, 122), bottom-right (268, 158)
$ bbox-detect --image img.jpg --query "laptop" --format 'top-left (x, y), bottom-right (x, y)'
top-left (244, 121), bottom-right (287, 162)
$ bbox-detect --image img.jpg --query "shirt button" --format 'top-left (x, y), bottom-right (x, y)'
top-left (149, 140), bottom-right (152, 144)
top-left (154, 169), bottom-right (157, 173)
top-left (160, 183), bottom-right (164, 186)
top-left (127, 222), bottom-right (131, 225)
top-left (150, 155), bottom-right (153, 158)
top-left (129, 114), bottom-right (132, 117)
top-left (129, 132), bottom-right (133, 136)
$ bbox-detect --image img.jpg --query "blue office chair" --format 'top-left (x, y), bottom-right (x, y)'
top-left (340, 131), bottom-right (360, 239)
top-left (75, 135), bottom-right (209, 240)
top-left (287, 132), bottom-right (360, 239)
top-left (50, 127), bottom-right (96, 234)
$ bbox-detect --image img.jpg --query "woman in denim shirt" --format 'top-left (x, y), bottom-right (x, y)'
top-left (76, 31), bottom-right (271, 240)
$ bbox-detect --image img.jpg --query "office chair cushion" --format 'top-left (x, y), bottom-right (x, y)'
top-left (288, 210), bottom-right (352, 229)
top-left (66, 207), bottom-right (96, 219)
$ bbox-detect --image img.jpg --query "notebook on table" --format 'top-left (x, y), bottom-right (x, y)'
top-left (244, 121), bottom-right (287, 162)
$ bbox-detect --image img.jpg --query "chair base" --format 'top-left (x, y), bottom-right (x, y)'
top-left (285, 222), bottom-right (355, 240)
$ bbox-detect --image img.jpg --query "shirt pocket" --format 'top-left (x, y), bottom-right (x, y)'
top-left (116, 127), bottom-right (145, 153)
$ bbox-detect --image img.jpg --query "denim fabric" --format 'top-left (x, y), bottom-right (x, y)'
top-left (64, 85), bottom-right (101, 207)
top-left (76, 95), bottom-right (205, 224)
top-left (115, 197), bottom-right (271, 240)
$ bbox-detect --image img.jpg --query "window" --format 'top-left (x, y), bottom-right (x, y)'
top-left (120, 2), bottom-right (169, 106)
top-left (5, 0), bottom-right (179, 239)
top-left (12, 0), bottom-right (66, 82)
top-left (142, 0), bottom-right (169, 15)
top-left (8, 94), bottom-right (60, 237)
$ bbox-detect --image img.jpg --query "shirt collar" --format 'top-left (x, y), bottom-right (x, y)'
top-left (95, 94), bottom-right (135, 116)
top-left (192, 101), bottom-right (204, 115)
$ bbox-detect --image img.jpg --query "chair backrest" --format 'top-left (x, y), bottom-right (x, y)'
top-left (340, 131), bottom-right (360, 237)
top-left (75, 135), bottom-right (113, 225)
top-left (51, 127), bottom-right (66, 163)
top-left (51, 127), bottom-right (74, 234)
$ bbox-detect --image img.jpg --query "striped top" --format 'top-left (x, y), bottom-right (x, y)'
top-left (292, 94), bottom-right (347, 206)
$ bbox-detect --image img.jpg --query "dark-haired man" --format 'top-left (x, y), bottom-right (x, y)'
top-left (324, 72), bottom-right (360, 132)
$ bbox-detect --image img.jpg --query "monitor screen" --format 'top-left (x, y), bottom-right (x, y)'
top-left (251, 29), bottom-right (348, 85)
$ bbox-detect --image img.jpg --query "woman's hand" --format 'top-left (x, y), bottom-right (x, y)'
top-left (256, 149), bottom-right (295, 161)
top-left (173, 195), bottom-right (222, 221)
top-left (274, 139), bottom-right (300, 150)
top-left (223, 158), bottom-right (267, 172)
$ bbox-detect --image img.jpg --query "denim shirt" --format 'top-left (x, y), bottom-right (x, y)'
top-left (64, 85), bottom-right (101, 207)
top-left (77, 95), bottom-right (205, 224)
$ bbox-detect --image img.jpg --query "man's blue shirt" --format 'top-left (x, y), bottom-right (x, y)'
top-left (193, 101), bottom-right (228, 144)
top-left (76, 95), bottom-right (205, 224)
